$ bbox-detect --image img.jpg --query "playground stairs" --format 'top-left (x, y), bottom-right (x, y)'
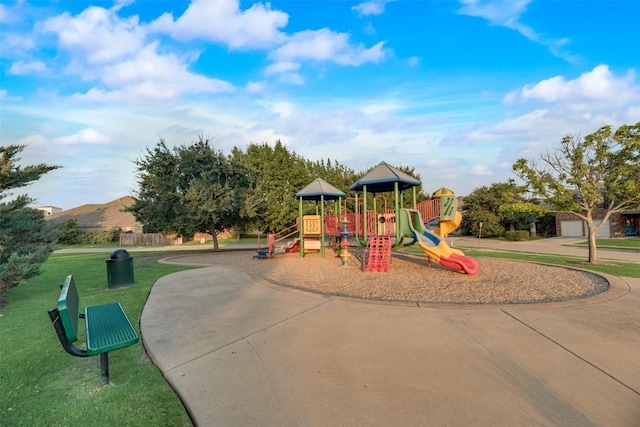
top-left (364, 235), bottom-right (392, 272)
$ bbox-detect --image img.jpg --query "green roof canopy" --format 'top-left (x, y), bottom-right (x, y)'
top-left (296, 178), bottom-right (346, 201)
top-left (349, 161), bottom-right (422, 193)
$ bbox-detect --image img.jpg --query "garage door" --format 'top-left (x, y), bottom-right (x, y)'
top-left (561, 220), bottom-right (611, 237)
top-left (595, 220), bottom-right (611, 238)
top-left (560, 221), bottom-right (584, 237)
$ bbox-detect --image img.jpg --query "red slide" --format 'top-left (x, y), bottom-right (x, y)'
top-left (439, 253), bottom-right (480, 275)
top-left (285, 239), bottom-right (300, 253)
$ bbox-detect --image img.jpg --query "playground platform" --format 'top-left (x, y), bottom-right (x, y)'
top-left (140, 239), bottom-right (640, 426)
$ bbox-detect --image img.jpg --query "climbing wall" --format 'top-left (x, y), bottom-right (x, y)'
top-left (364, 235), bottom-right (392, 272)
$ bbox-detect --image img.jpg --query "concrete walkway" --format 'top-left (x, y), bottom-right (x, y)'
top-left (141, 239), bottom-right (640, 426)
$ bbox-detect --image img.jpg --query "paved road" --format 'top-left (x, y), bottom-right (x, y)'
top-left (141, 238), bottom-right (640, 426)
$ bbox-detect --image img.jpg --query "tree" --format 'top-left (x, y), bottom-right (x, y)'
top-left (129, 137), bottom-right (262, 250)
top-left (498, 201), bottom-right (549, 231)
top-left (0, 145), bottom-right (61, 292)
top-left (461, 181), bottom-right (524, 237)
top-left (513, 122), bottom-right (640, 264)
top-left (231, 141), bottom-right (359, 232)
top-left (56, 218), bottom-right (80, 245)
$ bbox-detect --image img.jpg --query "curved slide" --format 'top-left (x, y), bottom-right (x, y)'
top-left (433, 211), bottom-right (463, 239)
top-left (399, 209), bottom-right (479, 275)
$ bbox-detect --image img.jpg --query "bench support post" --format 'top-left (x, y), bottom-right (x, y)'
top-left (48, 308), bottom-right (88, 358)
top-left (100, 353), bottom-right (110, 384)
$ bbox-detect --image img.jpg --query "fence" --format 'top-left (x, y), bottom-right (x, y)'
top-left (119, 233), bottom-right (184, 246)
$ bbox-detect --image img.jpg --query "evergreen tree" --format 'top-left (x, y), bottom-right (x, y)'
top-left (0, 145), bottom-right (61, 292)
top-left (232, 141), bottom-right (312, 232)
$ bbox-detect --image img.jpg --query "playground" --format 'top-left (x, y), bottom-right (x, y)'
top-left (230, 161), bottom-right (616, 305)
top-left (260, 162), bottom-right (480, 275)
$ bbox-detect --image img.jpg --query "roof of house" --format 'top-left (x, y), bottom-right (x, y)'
top-left (45, 196), bottom-right (142, 229)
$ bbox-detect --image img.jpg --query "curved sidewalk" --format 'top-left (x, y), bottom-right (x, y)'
top-left (141, 249), bottom-right (640, 427)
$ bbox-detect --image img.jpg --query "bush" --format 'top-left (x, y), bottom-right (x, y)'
top-left (56, 219), bottom-right (79, 245)
top-left (75, 228), bottom-right (120, 245)
top-left (505, 230), bottom-right (530, 241)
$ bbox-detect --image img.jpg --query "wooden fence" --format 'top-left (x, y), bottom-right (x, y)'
top-left (119, 233), bottom-right (184, 246)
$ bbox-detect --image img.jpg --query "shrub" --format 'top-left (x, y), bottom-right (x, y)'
top-left (56, 219), bottom-right (79, 245)
top-left (75, 228), bottom-right (120, 245)
top-left (505, 230), bottom-right (530, 241)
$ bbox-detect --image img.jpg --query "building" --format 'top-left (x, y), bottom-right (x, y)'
top-left (44, 196), bottom-right (143, 233)
top-left (36, 205), bottom-right (63, 216)
top-left (555, 209), bottom-right (640, 238)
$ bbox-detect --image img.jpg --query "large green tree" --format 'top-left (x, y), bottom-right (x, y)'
top-left (231, 141), bottom-right (309, 232)
top-left (513, 122), bottom-right (640, 264)
top-left (231, 141), bottom-right (359, 232)
top-left (0, 145), bottom-right (61, 292)
top-left (461, 180), bottom-right (524, 237)
top-left (129, 137), bottom-right (262, 250)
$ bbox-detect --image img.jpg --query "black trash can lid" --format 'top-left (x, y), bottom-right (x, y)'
top-left (110, 249), bottom-right (132, 260)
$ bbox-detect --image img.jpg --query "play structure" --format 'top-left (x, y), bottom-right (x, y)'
top-left (261, 162), bottom-right (479, 275)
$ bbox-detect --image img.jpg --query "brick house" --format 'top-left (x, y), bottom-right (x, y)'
top-left (556, 209), bottom-right (640, 238)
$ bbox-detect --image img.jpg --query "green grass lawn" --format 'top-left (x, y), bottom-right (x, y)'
top-left (0, 251), bottom-right (199, 426)
top-left (567, 238), bottom-right (640, 250)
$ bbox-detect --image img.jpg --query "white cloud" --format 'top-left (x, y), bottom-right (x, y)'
top-left (40, 5), bottom-right (234, 103)
top-left (407, 56), bottom-right (420, 67)
top-left (457, 0), bottom-right (577, 62)
top-left (268, 28), bottom-right (387, 74)
top-left (42, 6), bottom-right (145, 64)
top-left (0, 89), bottom-right (21, 102)
top-left (443, 64), bottom-right (640, 173)
top-left (9, 60), bottom-right (47, 75)
top-left (269, 101), bottom-right (296, 118)
top-left (470, 164), bottom-right (492, 176)
top-left (458, 0), bottom-right (531, 26)
top-left (2, 33), bottom-right (36, 56)
top-left (51, 128), bottom-right (110, 146)
top-left (148, 0), bottom-right (288, 50)
top-left (265, 61), bottom-right (300, 75)
top-left (505, 65), bottom-right (639, 105)
top-left (0, 2), bottom-right (23, 24)
top-left (100, 42), bottom-right (234, 96)
top-left (352, 1), bottom-right (393, 17)
top-left (245, 81), bottom-right (266, 93)
top-left (0, 3), bottom-right (10, 23)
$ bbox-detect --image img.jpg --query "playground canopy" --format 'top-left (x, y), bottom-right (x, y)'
top-left (296, 178), bottom-right (346, 258)
top-left (296, 178), bottom-right (346, 200)
top-left (349, 161), bottom-right (421, 193)
top-left (349, 161), bottom-right (422, 244)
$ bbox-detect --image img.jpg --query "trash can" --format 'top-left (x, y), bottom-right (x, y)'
top-left (106, 249), bottom-right (134, 288)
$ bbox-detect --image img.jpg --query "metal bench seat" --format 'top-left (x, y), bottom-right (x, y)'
top-left (48, 275), bottom-right (139, 384)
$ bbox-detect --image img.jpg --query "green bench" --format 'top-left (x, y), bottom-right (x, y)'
top-left (47, 275), bottom-right (139, 384)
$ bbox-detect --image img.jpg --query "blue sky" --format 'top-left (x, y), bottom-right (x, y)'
top-left (2, 0), bottom-right (639, 209)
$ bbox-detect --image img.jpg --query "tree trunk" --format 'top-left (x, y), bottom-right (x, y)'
top-left (211, 226), bottom-right (220, 252)
top-left (586, 218), bottom-right (598, 264)
top-left (211, 234), bottom-right (220, 251)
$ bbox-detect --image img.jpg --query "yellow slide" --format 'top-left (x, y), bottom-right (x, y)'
top-left (400, 209), bottom-right (479, 275)
top-left (433, 211), bottom-right (462, 238)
